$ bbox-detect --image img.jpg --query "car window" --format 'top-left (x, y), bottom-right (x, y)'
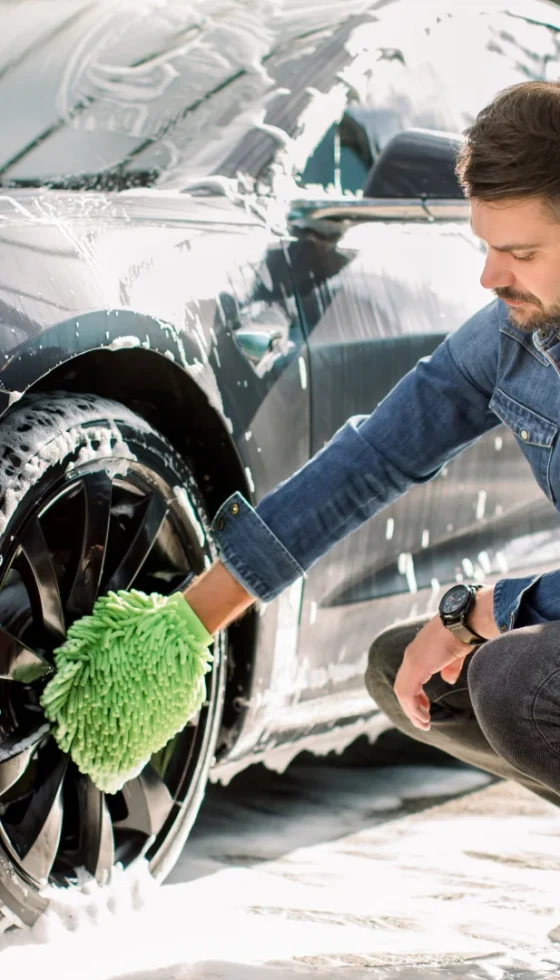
top-left (300, 111), bottom-right (374, 196)
top-left (291, 1), bottom-right (560, 195)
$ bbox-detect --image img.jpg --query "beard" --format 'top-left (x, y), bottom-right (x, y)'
top-left (494, 288), bottom-right (560, 336)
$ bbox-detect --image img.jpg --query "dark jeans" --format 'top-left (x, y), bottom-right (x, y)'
top-left (365, 616), bottom-right (560, 808)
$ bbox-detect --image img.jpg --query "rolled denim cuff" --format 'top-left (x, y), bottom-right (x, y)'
top-left (493, 573), bottom-right (543, 632)
top-left (210, 491), bottom-right (306, 603)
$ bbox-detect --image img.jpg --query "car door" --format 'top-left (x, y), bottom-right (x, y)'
top-left (261, 0), bottom-right (560, 718)
top-left (289, 204), bottom-right (560, 710)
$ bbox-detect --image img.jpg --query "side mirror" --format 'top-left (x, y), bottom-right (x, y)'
top-left (363, 128), bottom-right (464, 199)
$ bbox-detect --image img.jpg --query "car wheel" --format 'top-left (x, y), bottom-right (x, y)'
top-left (0, 391), bottom-right (226, 928)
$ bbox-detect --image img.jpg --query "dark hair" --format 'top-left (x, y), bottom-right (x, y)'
top-left (455, 80), bottom-right (560, 218)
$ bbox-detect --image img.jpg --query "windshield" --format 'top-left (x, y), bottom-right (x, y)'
top-left (0, 0), bottom-right (376, 190)
top-left (0, 0), bottom-right (559, 192)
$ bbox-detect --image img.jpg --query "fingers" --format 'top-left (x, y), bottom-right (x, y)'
top-left (396, 687), bottom-right (431, 731)
top-left (394, 656), bottom-right (432, 730)
top-left (413, 693), bottom-right (431, 731)
top-left (394, 694), bottom-right (428, 729)
top-left (393, 624), bottom-right (469, 729)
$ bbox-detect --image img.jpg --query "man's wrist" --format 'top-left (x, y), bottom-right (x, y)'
top-left (182, 560), bottom-right (255, 636)
top-left (467, 585), bottom-right (500, 640)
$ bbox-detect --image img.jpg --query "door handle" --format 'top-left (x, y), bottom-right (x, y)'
top-left (235, 327), bottom-right (283, 364)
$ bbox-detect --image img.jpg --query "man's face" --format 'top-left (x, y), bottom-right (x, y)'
top-left (470, 196), bottom-right (560, 335)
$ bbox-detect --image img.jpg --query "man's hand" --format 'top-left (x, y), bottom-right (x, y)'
top-left (394, 586), bottom-right (499, 731)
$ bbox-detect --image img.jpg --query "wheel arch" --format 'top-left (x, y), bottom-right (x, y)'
top-left (11, 343), bottom-right (258, 760)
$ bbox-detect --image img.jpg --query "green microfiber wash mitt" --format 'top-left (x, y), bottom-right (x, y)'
top-left (40, 589), bottom-right (214, 794)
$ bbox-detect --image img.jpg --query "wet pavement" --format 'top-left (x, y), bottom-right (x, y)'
top-left (3, 732), bottom-right (560, 979)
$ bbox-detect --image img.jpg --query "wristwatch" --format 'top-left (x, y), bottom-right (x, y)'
top-left (438, 583), bottom-right (488, 645)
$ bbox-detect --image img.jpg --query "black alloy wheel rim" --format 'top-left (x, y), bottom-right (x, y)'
top-left (0, 456), bottom-right (213, 892)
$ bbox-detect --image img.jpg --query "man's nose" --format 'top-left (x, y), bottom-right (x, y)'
top-left (480, 251), bottom-right (515, 291)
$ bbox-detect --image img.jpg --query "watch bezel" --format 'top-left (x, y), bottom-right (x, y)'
top-left (439, 584), bottom-right (473, 621)
top-left (438, 583), bottom-right (487, 645)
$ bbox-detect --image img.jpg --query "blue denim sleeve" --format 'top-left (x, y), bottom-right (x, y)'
top-left (211, 300), bottom-right (502, 602)
top-left (493, 571), bottom-right (560, 631)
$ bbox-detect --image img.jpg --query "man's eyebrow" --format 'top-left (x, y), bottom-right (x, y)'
top-left (468, 219), bottom-right (540, 252)
top-left (492, 242), bottom-right (541, 252)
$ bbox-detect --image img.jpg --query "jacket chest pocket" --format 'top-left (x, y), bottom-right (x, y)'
top-left (489, 387), bottom-right (558, 502)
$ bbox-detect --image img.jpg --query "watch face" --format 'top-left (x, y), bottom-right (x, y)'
top-left (441, 585), bottom-right (469, 616)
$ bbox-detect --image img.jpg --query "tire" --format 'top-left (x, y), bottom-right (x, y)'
top-left (0, 392), bottom-right (226, 928)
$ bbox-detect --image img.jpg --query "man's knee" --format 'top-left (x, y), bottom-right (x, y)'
top-left (468, 623), bottom-right (560, 766)
top-left (467, 636), bottom-right (512, 743)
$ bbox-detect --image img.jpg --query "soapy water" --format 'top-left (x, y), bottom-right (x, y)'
top-left (0, 859), bottom-right (159, 947)
top-left (0, 764), bottom-right (559, 979)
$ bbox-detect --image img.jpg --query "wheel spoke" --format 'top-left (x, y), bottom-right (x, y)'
top-left (0, 721), bottom-right (50, 796)
top-left (66, 472), bottom-right (113, 618)
top-left (0, 628), bottom-right (53, 683)
top-left (8, 740), bottom-right (67, 883)
top-left (114, 765), bottom-right (174, 838)
top-left (104, 494), bottom-right (168, 594)
top-left (17, 518), bottom-right (66, 642)
top-left (75, 774), bottom-right (115, 883)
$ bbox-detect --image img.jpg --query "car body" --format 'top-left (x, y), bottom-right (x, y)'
top-left (0, 0), bottom-right (560, 924)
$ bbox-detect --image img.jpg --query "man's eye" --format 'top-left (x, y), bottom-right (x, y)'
top-left (513, 253), bottom-right (535, 262)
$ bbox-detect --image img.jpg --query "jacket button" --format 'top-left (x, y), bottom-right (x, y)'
top-left (520, 429), bottom-right (529, 441)
top-left (500, 624), bottom-right (507, 633)
top-left (216, 518), bottom-right (225, 531)
top-left (229, 502), bottom-right (240, 515)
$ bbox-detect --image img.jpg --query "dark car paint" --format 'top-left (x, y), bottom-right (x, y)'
top-left (0, 188), bottom-right (316, 776)
top-left (0, 0), bottom-right (559, 780)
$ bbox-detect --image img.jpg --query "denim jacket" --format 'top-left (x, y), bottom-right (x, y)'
top-left (211, 298), bottom-right (560, 633)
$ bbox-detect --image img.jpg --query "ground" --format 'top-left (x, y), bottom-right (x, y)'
top-left (1, 734), bottom-right (560, 979)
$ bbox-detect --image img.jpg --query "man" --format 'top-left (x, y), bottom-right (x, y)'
top-left (185, 80), bottom-right (560, 809)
